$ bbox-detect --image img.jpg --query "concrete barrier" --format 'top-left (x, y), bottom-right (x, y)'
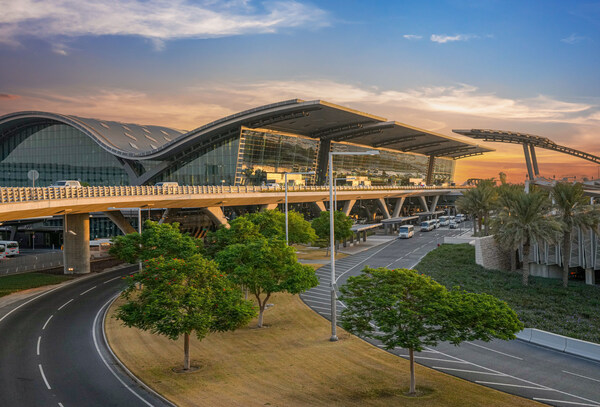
top-left (565, 337), bottom-right (600, 362)
top-left (516, 328), bottom-right (533, 342)
top-left (529, 329), bottom-right (568, 352)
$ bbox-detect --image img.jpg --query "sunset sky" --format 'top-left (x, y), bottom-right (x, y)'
top-left (1, 0), bottom-right (599, 183)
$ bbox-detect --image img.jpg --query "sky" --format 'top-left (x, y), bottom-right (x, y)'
top-left (1, 0), bottom-right (599, 183)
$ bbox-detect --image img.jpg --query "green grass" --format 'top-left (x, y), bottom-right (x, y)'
top-left (415, 244), bottom-right (600, 343)
top-left (0, 273), bottom-right (73, 297)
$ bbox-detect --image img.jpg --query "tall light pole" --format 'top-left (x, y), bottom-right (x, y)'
top-left (285, 171), bottom-right (315, 245)
top-left (328, 150), bottom-right (379, 341)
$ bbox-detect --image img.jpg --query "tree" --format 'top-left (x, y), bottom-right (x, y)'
top-left (456, 180), bottom-right (497, 236)
top-left (204, 217), bottom-right (262, 258)
top-left (115, 255), bottom-right (256, 370)
top-left (247, 209), bottom-right (317, 244)
top-left (216, 238), bottom-right (318, 327)
top-left (494, 188), bottom-right (561, 286)
top-left (340, 267), bottom-right (523, 396)
top-left (552, 182), bottom-right (600, 287)
top-left (311, 210), bottom-right (353, 245)
top-left (110, 220), bottom-right (202, 263)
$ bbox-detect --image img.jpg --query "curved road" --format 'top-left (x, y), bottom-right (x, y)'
top-left (0, 266), bottom-right (172, 407)
top-left (301, 226), bottom-right (600, 407)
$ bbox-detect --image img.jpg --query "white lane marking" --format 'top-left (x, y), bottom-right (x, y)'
top-left (399, 355), bottom-right (469, 364)
top-left (433, 367), bottom-right (507, 376)
top-left (80, 286), bottom-right (97, 296)
top-left (93, 296), bottom-right (154, 407)
top-left (0, 285), bottom-right (63, 324)
top-left (304, 299), bottom-right (333, 306)
top-left (37, 336), bottom-right (41, 356)
top-left (57, 299), bottom-right (74, 310)
top-left (533, 399), bottom-right (600, 407)
top-left (335, 240), bottom-right (397, 283)
top-left (42, 315), bottom-right (53, 330)
top-left (475, 381), bottom-right (552, 390)
top-left (562, 370), bottom-right (600, 383)
top-left (38, 364), bottom-right (51, 390)
top-left (103, 276), bottom-right (122, 284)
top-left (465, 342), bottom-right (524, 360)
top-left (58, 403), bottom-right (65, 407)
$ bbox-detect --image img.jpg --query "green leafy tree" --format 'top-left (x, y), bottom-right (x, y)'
top-left (552, 182), bottom-right (600, 287)
top-left (494, 189), bottom-right (561, 286)
top-left (340, 267), bottom-right (523, 396)
top-left (247, 209), bottom-right (317, 244)
top-left (216, 238), bottom-right (318, 327)
top-left (204, 217), bottom-right (262, 258)
top-left (311, 210), bottom-right (353, 245)
top-left (116, 255), bottom-right (256, 370)
top-left (110, 220), bottom-right (202, 263)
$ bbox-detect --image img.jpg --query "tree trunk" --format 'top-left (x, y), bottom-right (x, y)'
top-left (484, 211), bottom-right (490, 236)
top-left (510, 248), bottom-right (516, 272)
top-left (409, 347), bottom-right (416, 395)
top-left (256, 293), bottom-right (270, 328)
top-left (522, 245), bottom-right (530, 286)
top-left (477, 215), bottom-right (483, 236)
top-left (183, 332), bottom-right (190, 370)
top-left (562, 231), bottom-right (571, 288)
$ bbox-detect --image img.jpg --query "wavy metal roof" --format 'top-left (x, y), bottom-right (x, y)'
top-left (0, 99), bottom-right (493, 160)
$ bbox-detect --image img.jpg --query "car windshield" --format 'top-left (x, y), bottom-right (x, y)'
top-left (7, 243), bottom-right (17, 248)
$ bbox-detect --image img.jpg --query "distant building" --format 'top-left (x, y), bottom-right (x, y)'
top-left (0, 99), bottom-right (491, 188)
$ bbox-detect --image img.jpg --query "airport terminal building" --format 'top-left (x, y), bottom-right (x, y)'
top-left (0, 99), bottom-right (490, 188)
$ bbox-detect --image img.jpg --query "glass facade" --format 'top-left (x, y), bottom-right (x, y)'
top-left (235, 128), bottom-right (319, 185)
top-left (151, 137), bottom-right (240, 185)
top-left (330, 142), bottom-right (455, 184)
top-left (0, 123), bottom-right (129, 187)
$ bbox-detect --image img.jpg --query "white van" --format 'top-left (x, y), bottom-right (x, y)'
top-left (439, 216), bottom-right (450, 226)
top-left (420, 220), bottom-right (435, 232)
top-left (0, 240), bottom-right (19, 256)
top-left (398, 225), bottom-right (415, 239)
top-left (50, 180), bottom-right (81, 187)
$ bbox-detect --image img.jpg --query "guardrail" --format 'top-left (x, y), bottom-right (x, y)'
top-left (0, 185), bottom-right (468, 204)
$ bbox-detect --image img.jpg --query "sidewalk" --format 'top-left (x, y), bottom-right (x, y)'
top-left (297, 233), bottom-right (396, 265)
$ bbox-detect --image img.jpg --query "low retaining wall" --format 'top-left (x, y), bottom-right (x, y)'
top-left (517, 328), bottom-right (600, 362)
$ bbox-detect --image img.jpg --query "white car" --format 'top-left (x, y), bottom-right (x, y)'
top-left (50, 180), bottom-right (81, 187)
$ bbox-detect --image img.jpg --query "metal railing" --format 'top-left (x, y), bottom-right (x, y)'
top-left (0, 184), bottom-right (467, 204)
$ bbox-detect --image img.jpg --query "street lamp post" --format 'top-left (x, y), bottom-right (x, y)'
top-left (284, 171), bottom-right (315, 245)
top-left (328, 150), bottom-right (379, 341)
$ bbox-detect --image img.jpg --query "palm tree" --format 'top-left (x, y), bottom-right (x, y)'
top-left (456, 180), bottom-right (497, 236)
top-left (494, 183), bottom-right (523, 271)
top-left (552, 182), bottom-right (600, 288)
top-left (494, 188), bottom-right (561, 286)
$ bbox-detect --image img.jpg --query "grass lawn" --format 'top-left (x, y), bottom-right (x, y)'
top-left (0, 273), bottom-right (73, 297)
top-left (106, 293), bottom-right (539, 407)
top-left (415, 244), bottom-right (600, 343)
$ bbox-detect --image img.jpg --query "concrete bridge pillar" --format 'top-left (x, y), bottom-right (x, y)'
top-left (342, 200), bottom-right (356, 216)
top-left (392, 197), bottom-right (405, 218)
top-left (313, 201), bottom-right (327, 212)
top-left (260, 204), bottom-right (278, 211)
top-left (429, 195), bottom-right (440, 213)
top-left (418, 196), bottom-right (429, 212)
top-left (585, 268), bottom-right (596, 285)
top-left (376, 198), bottom-right (391, 219)
top-left (103, 210), bottom-right (136, 234)
top-left (204, 207), bottom-right (230, 229)
top-left (63, 213), bottom-right (90, 275)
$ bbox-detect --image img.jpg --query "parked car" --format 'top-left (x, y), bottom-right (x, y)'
top-left (449, 220), bottom-right (458, 229)
top-left (50, 180), bottom-right (81, 187)
top-left (155, 182), bottom-right (179, 187)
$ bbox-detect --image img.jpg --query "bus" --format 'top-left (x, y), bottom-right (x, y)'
top-left (0, 240), bottom-right (19, 256)
top-left (420, 220), bottom-right (435, 232)
top-left (439, 216), bottom-right (450, 226)
top-left (398, 224), bottom-right (415, 239)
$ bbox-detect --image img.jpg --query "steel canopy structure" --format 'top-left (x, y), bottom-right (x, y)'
top-left (453, 128), bottom-right (600, 180)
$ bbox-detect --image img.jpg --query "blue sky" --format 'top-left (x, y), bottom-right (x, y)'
top-left (1, 0), bottom-right (599, 181)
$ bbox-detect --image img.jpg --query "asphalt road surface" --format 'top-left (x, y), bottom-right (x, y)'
top-left (0, 266), bottom-right (172, 407)
top-left (301, 225), bottom-right (600, 407)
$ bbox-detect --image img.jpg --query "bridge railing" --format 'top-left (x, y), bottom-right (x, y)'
top-left (0, 184), bottom-right (467, 204)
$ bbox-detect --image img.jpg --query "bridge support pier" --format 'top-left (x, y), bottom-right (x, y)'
top-left (63, 213), bottom-right (90, 275)
top-left (342, 200), bottom-right (356, 216)
top-left (429, 195), bottom-right (440, 213)
top-left (586, 268), bottom-right (596, 285)
top-left (260, 204), bottom-right (278, 211)
top-left (204, 207), bottom-right (230, 229)
top-left (313, 201), bottom-right (327, 212)
top-left (392, 197), bottom-right (405, 218)
top-left (103, 210), bottom-right (136, 234)
top-left (376, 198), bottom-right (391, 219)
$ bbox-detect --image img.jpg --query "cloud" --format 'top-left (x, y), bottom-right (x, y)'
top-left (0, 93), bottom-right (20, 100)
top-left (430, 34), bottom-right (476, 43)
top-left (403, 34), bottom-right (422, 40)
top-left (0, 0), bottom-right (330, 49)
top-left (561, 33), bottom-right (588, 44)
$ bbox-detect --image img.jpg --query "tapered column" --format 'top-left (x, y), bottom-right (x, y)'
top-left (392, 197), bottom-right (405, 218)
top-left (529, 145), bottom-right (540, 177)
top-left (342, 200), bottom-right (356, 216)
top-left (376, 198), bottom-right (391, 219)
top-left (103, 210), bottom-right (136, 234)
top-left (204, 207), bottom-right (230, 228)
top-left (260, 204), bottom-right (278, 211)
top-left (429, 195), bottom-right (440, 213)
top-left (64, 213), bottom-right (90, 274)
top-left (523, 144), bottom-right (535, 180)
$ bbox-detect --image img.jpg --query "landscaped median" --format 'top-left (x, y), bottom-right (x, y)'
top-left (415, 244), bottom-right (600, 343)
top-left (0, 272), bottom-right (73, 298)
top-left (104, 293), bottom-right (539, 406)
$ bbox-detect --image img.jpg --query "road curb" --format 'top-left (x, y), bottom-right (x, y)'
top-left (101, 295), bottom-right (177, 407)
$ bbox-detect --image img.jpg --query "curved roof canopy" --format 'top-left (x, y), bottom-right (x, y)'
top-left (0, 100), bottom-right (492, 160)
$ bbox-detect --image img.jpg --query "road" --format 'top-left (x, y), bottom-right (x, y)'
top-left (0, 266), bottom-right (172, 407)
top-left (301, 225), bottom-right (600, 407)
